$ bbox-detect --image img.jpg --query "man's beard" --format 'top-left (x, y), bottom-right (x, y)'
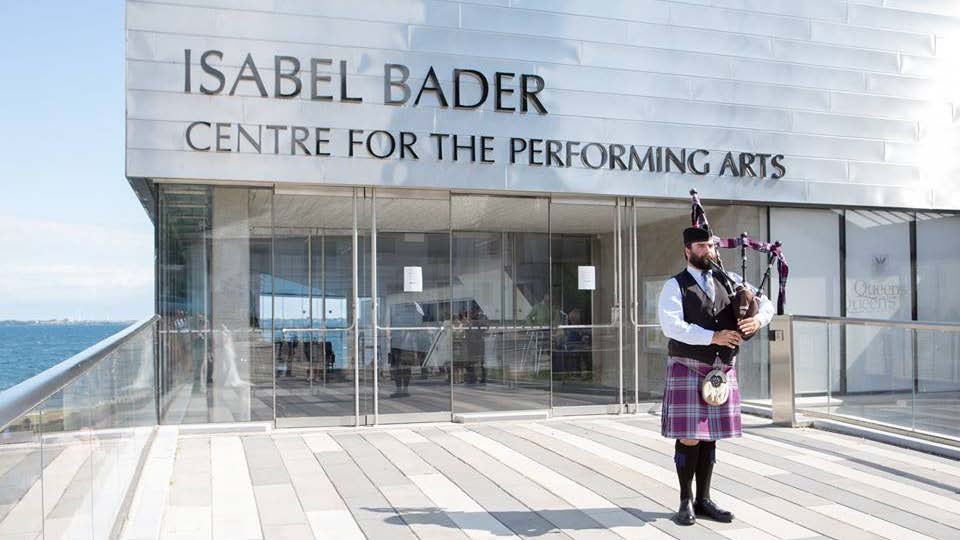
top-left (689, 252), bottom-right (714, 271)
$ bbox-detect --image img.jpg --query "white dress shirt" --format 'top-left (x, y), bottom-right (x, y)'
top-left (657, 265), bottom-right (774, 346)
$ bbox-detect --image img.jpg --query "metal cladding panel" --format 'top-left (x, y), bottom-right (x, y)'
top-left (125, 0), bottom-right (960, 210)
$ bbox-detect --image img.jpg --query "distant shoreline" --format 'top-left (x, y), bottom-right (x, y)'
top-left (0, 320), bottom-right (137, 326)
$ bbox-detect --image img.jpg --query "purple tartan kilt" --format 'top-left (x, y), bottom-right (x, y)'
top-left (661, 356), bottom-right (742, 440)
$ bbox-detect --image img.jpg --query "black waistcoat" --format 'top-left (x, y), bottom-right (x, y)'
top-left (666, 269), bottom-right (739, 364)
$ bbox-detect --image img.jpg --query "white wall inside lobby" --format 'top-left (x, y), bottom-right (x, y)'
top-left (771, 207), bottom-right (842, 394)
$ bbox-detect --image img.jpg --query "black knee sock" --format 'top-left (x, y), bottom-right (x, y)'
top-left (674, 441), bottom-right (700, 501)
top-left (695, 440), bottom-right (716, 502)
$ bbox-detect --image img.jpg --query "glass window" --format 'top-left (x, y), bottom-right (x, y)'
top-left (551, 199), bottom-right (620, 408)
top-left (916, 213), bottom-right (960, 398)
top-left (633, 204), bottom-right (688, 401)
top-left (770, 208), bottom-right (841, 394)
top-left (632, 203), bottom-right (769, 400)
top-left (372, 192), bottom-right (451, 421)
top-left (700, 205), bottom-right (770, 400)
top-left (844, 210), bottom-right (913, 394)
top-left (158, 185), bottom-right (273, 424)
top-left (266, 192), bottom-right (362, 426)
top-left (450, 195), bottom-right (551, 413)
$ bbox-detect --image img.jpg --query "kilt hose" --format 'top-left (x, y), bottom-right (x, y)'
top-left (661, 356), bottom-right (742, 440)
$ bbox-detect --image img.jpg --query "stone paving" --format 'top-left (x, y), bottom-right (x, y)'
top-left (117, 413), bottom-right (960, 540)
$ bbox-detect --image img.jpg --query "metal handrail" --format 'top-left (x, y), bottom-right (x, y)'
top-left (557, 322), bottom-right (618, 329)
top-left (0, 314), bottom-right (160, 433)
top-left (472, 325), bottom-right (552, 332)
top-left (280, 324), bottom-right (354, 334)
top-left (376, 325), bottom-right (443, 332)
top-left (790, 314), bottom-right (960, 332)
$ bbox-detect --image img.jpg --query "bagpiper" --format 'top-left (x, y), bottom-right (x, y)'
top-left (657, 216), bottom-right (774, 526)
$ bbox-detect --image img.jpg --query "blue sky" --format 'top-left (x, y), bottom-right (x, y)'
top-left (0, 3), bottom-right (153, 320)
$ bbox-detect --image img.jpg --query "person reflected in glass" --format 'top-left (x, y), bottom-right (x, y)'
top-left (388, 328), bottom-right (413, 398)
top-left (173, 309), bottom-right (187, 363)
top-left (192, 311), bottom-right (210, 392)
top-left (465, 303), bottom-right (488, 385)
top-left (526, 292), bottom-right (552, 326)
top-left (285, 331), bottom-right (299, 378)
top-left (526, 292), bottom-right (555, 377)
top-left (563, 307), bottom-right (591, 380)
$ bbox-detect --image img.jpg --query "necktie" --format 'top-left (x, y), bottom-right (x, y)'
top-left (702, 270), bottom-right (715, 302)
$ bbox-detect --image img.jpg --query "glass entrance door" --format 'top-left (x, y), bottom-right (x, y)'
top-left (368, 190), bottom-right (452, 424)
top-left (268, 188), bottom-right (634, 426)
top-left (450, 195), bottom-right (552, 414)
top-left (625, 201), bottom-right (689, 411)
top-left (550, 197), bottom-right (624, 412)
top-left (273, 190), bottom-right (362, 427)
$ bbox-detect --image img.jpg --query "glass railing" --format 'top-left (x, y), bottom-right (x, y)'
top-left (0, 315), bottom-right (158, 539)
top-left (790, 315), bottom-right (960, 441)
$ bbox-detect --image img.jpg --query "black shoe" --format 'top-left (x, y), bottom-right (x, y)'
top-left (390, 392), bottom-right (403, 398)
top-left (694, 499), bottom-right (734, 523)
top-left (676, 499), bottom-right (696, 526)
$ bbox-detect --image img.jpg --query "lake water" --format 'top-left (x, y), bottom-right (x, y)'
top-left (0, 323), bottom-right (129, 391)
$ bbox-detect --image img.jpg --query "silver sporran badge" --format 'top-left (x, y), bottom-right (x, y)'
top-left (701, 368), bottom-right (730, 406)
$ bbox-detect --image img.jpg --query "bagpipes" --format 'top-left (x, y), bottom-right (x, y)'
top-left (690, 189), bottom-right (789, 318)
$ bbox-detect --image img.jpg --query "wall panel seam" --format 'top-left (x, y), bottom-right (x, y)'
top-left (131, 0), bottom-right (958, 38)
top-left (124, 123), bottom-right (892, 162)
top-left (125, 38), bottom-right (948, 102)
top-left (126, 28), bottom-right (934, 92)
top-left (127, 1), bottom-right (942, 65)
top-left (124, 88), bottom-right (931, 141)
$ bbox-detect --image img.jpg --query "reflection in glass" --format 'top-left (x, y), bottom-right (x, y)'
top-left (273, 230), bottom-right (311, 391)
top-left (372, 193), bottom-right (451, 421)
top-left (551, 200), bottom-right (620, 408)
top-left (0, 410), bottom-right (43, 538)
top-left (915, 329), bottom-right (960, 438)
top-left (632, 203), bottom-right (770, 403)
top-left (450, 195), bottom-right (551, 413)
top-left (268, 193), bottom-right (362, 426)
top-left (0, 320), bottom-right (157, 539)
top-left (157, 186), bottom-right (273, 424)
top-left (833, 324), bottom-right (913, 429)
top-left (770, 208), bottom-right (841, 396)
top-left (707, 205), bottom-right (770, 400)
top-left (42, 385), bottom-right (93, 540)
top-left (633, 205), bottom-right (687, 402)
top-left (148, 187), bottom-right (915, 426)
top-left (791, 321), bottom-right (839, 418)
top-left (916, 213), bottom-right (960, 434)
top-left (844, 210), bottom-right (913, 395)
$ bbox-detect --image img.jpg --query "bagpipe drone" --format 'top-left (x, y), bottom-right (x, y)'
top-left (689, 189), bottom-right (789, 323)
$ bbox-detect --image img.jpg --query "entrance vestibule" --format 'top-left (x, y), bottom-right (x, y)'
top-left (156, 185), bottom-right (770, 427)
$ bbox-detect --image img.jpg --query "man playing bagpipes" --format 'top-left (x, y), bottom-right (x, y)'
top-left (657, 190), bottom-right (782, 526)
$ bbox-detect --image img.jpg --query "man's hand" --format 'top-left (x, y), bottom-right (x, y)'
top-left (738, 317), bottom-right (760, 337)
top-left (711, 330), bottom-right (742, 349)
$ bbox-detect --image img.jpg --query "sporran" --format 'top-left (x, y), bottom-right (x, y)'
top-left (701, 368), bottom-right (730, 406)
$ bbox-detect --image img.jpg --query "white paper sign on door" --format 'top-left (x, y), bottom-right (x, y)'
top-left (578, 266), bottom-right (596, 290)
top-left (403, 266), bottom-right (423, 292)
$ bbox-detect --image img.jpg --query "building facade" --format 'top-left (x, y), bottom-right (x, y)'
top-left (126, 0), bottom-right (960, 427)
